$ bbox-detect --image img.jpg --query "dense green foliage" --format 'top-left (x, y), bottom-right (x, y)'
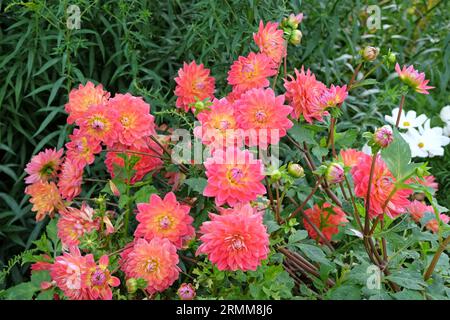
top-left (0, 0), bottom-right (449, 289)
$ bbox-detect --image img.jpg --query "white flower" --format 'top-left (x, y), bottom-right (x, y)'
top-left (444, 124), bottom-right (450, 137)
top-left (385, 107), bottom-right (428, 129)
top-left (401, 120), bottom-right (450, 158)
top-left (440, 105), bottom-right (450, 123)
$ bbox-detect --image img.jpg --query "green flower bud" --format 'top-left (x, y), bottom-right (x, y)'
top-left (289, 30), bottom-right (302, 46)
top-left (288, 163), bottom-right (305, 178)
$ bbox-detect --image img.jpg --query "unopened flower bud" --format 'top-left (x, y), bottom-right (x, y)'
top-left (109, 180), bottom-right (120, 197)
top-left (387, 51), bottom-right (396, 64)
top-left (361, 46), bottom-right (379, 61)
top-left (282, 13), bottom-right (304, 30)
top-left (325, 162), bottom-right (344, 184)
top-left (271, 169), bottom-right (282, 181)
top-left (288, 163), bottom-right (305, 178)
top-left (126, 278), bottom-right (138, 293)
top-left (289, 30), bottom-right (302, 46)
top-left (177, 283), bottom-right (196, 300)
top-left (373, 125), bottom-right (393, 148)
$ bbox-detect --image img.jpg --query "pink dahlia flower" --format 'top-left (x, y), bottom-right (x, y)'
top-left (84, 255), bottom-right (120, 300)
top-left (234, 88), bottom-right (293, 148)
top-left (120, 237), bottom-right (180, 294)
top-left (203, 148), bottom-right (266, 206)
top-left (227, 52), bottom-right (277, 94)
top-left (177, 283), bottom-right (196, 300)
top-left (66, 129), bottom-right (102, 168)
top-left (108, 93), bottom-right (156, 146)
top-left (351, 154), bottom-right (412, 219)
top-left (57, 202), bottom-right (100, 247)
top-left (25, 148), bottom-right (64, 184)
top-left (25, 181), bottom-right (64, 221)
top-left (174, 61), bottom-right (216, 112)
top-left (78, 104), bottom-right (119, 147)
top-left (303, 203), bottom-right (348, 243)
top-left (407, 200), bottom-right (433, 222)
top-left (58, 158), bottom-right (83, 201)
top-left (65, 81), bottom-right (110, 125)
top-left (339, 148), bottom-right (364, 168)
top-left (196, 203), bottom-right (269, 271)
top-left (135, 192), bottom-right (195, 248)
top-left (284, 67), bottom-right (327, 122)
top-left (253, 21), bottom-right (286, 64)
top-left (50, 246), bottom-right (90, 300)
top-left (395, 64), bottom-right (434, 94)
top-left (316, 84), bottom-right (348, 109)
top-left (194, 98), bottom-right (241, 151)
top-left (426, 214), bottom-right (449, 233)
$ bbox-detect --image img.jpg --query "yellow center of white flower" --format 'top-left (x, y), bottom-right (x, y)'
top-left (418, 142), bottom-right (425, 148)
top-left (403, 121), bottom-right (410, 127)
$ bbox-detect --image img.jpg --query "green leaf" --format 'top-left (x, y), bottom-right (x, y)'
top-left (288, 230), bottom-right (308, 244)
top-left (184, 177), bottom-right (207, 194)
top-left (327, 284), bottom-right (361, 300)
top-left (288, 123), bottom-right (316, 145)
top-left (381, 129), bottom-right (421, 180)
top-left (385, 269), bottom-right (427, 290)
top-left (134, 185), bottom-right (158, 204)
top-left (391, 289), bottom-right (424, 300)
top-left (297, 244), bottom-right (332, 266)
top-left (4, 282), bottom-right (37, 300)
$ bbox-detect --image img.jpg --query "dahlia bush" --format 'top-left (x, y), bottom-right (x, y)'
top-left (2, 12), bottom-right (450, 301)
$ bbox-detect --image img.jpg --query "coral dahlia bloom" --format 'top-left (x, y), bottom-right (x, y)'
top-left (66, 129), bottom-right (102, 167)
top-left (135, 192), bottom-right (195, 248)
top-left (58, 158), bottom-right (83, 201)
top-left (253, 21), bottom-right (286, 64)
top-left (316, 85), bottom-right (348, 109)
top-left (351, 154), bottom-right (412, 219)
top-left (65, 82), bottom-right (110, 125)
top-left (50, 246), bottom-right (90, 300)
top-left (234, 88), bottom-right (293, 148)
top-left (203, 148), bottom-right (266, 206)
top-left (426, 214), bottom-right (449, 233)
top-left (194, 98), bottom-right (241, 150)
top-left (108, 93), bottom-right (156, 146)
top-left (339, 149), bottom-right (364, 167)
top-left (57, 203), bottom-right (100, 247)
top-left (25, 148), bottom-right (64, 184)
top-left (105, 138), bottom-right (163, 183)
top-left (174, 61), bottom-right (216, 112)
top-left (303, 203), bottom-right (348, 243)
top-left (395, 64), bottom-right (434, 94)
top-left (84, 255), bottom-right (120, 300)
top-left (407, 200), bottom-right (433, 222)
top-left (227, 52), bottom-right (277, 94)
top-left (78, 104), bottom-right (119, 146)
top-left (25, 181), bottom-right (64, 221)
top-left (196, 204), bottom-right (269, 271)
top-left (284, 67), bottom-right (327, 122)
top-left (120, 238), bottom-right (180, 294)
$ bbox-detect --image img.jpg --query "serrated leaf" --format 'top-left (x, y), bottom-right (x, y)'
top-left (184, 177), bottom-right (207, 194)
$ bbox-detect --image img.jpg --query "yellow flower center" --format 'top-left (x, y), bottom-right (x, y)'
top-left (255, 110), bottom-right (267, 123)
top-left (418, 142), bottom-right (425, 148)
top-left (403, 121), bottom-right (410, 127)
top-left (143, 259), bottom-right (159, 274)
top-left (227, 167), bottom-right (244, 184)
top-left (157, 214), bottom-right (173, 231)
